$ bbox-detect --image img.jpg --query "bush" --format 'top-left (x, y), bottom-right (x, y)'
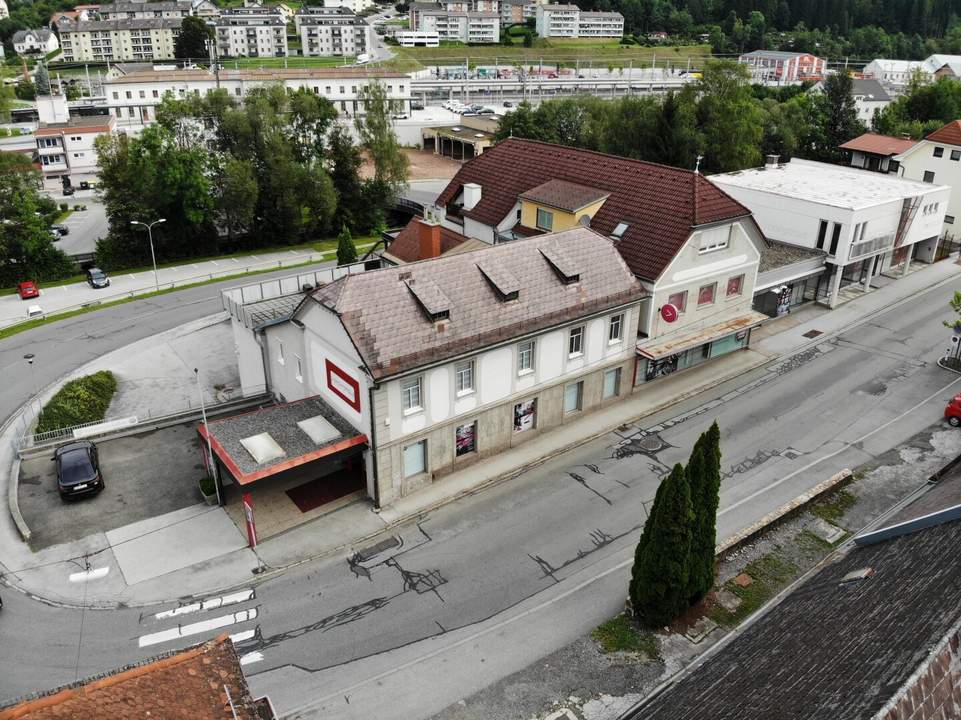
top-left (59, 202), bottom-right (68, 212)
top-left (199, 474), bottom-right (216, 496)
top-left (35, 371), bottom-right (118, 434)
top-left (73, 204), bottom-right (83, 211)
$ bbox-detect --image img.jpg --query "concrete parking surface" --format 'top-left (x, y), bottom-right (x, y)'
top-left (18, 423), bottom-right (207, 551)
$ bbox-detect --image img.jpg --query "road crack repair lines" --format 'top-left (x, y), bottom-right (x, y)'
top-left (137, 588), bottom-right (264, 666)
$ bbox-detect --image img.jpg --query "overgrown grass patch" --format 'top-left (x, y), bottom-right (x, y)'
top-left (36, 370), bottom-right (117, 434)
top-left (592, 614), bottom-right (659, 659)
top-left (707, 550), bottom-right (797, 628)
top-left (809, 489), bottom-right (857, 525)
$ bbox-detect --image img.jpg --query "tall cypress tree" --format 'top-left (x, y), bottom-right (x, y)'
top-left (688, 422), bottom-right (723, 603)
top-left (630, 463), bottom-right (694, 628)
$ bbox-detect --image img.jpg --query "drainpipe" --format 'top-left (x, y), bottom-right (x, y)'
top-left (256, 328), bottom-right (274, 399)
top-left (367, 384), bottom-right (381, 510)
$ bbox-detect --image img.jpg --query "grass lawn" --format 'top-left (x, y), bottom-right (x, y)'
top-left (396, 42), bottom-right (710, 68)
top-left (220, 56), bottom-right (355, 70)
top-left (591, 614), bottom-right (659, 659)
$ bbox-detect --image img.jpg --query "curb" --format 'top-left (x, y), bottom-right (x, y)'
top-left (938, 358), bottom-right (961, 375)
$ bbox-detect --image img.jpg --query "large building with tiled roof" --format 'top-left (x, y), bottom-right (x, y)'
top-left (0, 635), bottom-right (273, 719)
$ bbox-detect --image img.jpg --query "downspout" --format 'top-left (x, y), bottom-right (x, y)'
top-left (256, 328), bottom-right (274, 399)
top-left (367, 383), bottom-right (381, 510)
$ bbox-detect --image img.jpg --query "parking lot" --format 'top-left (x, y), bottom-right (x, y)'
top-left (18, 423), bottom-right (207, 551)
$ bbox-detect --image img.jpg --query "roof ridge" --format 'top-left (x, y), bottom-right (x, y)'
top-left (501, 136), bottom-right (705, 177)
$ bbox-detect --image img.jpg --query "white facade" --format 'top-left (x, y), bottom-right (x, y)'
top-left (395, 30), bottom-right (440, 47)
top-left (13, 29), bottom-right (60, 55)
top-left (98, 1), bottom-right (193, 20)
top-left (33, 109), bottom-right (116, 184)
top-left (576, 11), bottom-right (623, 37)
top-left (215, 8), bottom-right (288, 58)
top-left (59, 19), bottom-right (179, 61)
top-left (896, 134), bottom-right (961, 237)
top-left (323, 0), bottom-right (376, 14)
top-left (711, 158), bottom-right (950, 306)
top-left (298, 14), bottom-right (369, 57)
top-left (419, 11), bottom-right (499, 43)
top-left (104, 67), bottom-right (411, 129)
top-left (534, 4), bottom-right (622, 38)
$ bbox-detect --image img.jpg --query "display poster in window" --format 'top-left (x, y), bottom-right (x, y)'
top-left (645, 354), bottom-right (679, 382)
top-left (455, 422), bottom-right (477, 456)
top-left (776, 285), bottom-right (792, 316)
top-left (513, 399), bottom-right (536, 432)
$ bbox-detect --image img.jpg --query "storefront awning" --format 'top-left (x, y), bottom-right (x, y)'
top-left (636, 311), bottom-right (769, 360)
top-left (197, 396), bottom-right (367, 485)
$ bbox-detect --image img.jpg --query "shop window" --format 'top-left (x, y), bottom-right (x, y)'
top-left (536, 207), bottom-right (554, 231)
top-left (568, 326), bottom-right (584, 356)
top-left (603, 367), bottom-right (621, 399)
top-left (455, 359), bottom-right (474, 395)
top-left (455, 421), bottom-right (476, 456)
top-left (513, 398), bottom-right (537, 432)
top-left (564, 381), bottom-right (583, 413)
top-left (727, 274), bottom-right (744, 297)
top-left (934, 146), bottom-right (945, 157)
top-left (698, 283), bottom-right (716, 306)
top-left (608, 314), bottom-right (623, 343)
top-left (403, 439), bottom-right (427, 477)
top-left (518, 339), bottom-right (535, 374)
top-left (667, 291), bottom-right (687, 313)
top-left (401, 376), bottom-right (422, 413)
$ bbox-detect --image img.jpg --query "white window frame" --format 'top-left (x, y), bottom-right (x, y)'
top-left (455, 359), bottom-right (475, 396)
top-left (401, 376), bottom-right (423, 414)
top-left (608, 314), bottom-right (623, 344)
top-left (294, 354), bottom-right (304, 383)
top-left (536, 207), bottom-right (554, 231)
top-left (518, 339), bottom-right (535, 375)
top-left (568, 326), bottom-right (584, 357)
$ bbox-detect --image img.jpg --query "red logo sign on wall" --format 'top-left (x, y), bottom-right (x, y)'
top-left (660, 304), bottom-right (679, 323)
top-left (325, 359), bottom-right (361, 412)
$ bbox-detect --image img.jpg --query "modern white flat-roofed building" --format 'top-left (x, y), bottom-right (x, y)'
top-left (395, 29), bottom-right (440, 47)
top-left (576, 10), bottom-right (622, 36)
top-left (862, 58), bottom-right (928, 93)
top-left (296, 8), bottom-right (369, 57)
top-left (104, 67), bottom-right (411, 128)
top-left (58, 18), bottom-right (180, 61)
top-left (419, 10), bottom-right (499, 43)
top-left (215, 7), bottom-right (288, 58)
top-left (711, 157), bottom-right (949, 307)
top-left (535, 3), bottom-right (577, 37)
top-left (894, 120), bottom-right (961, 238)
top-left (294, 5), bottom-right (357, 30)
top-left (322, 0), bottom-right (376, 14)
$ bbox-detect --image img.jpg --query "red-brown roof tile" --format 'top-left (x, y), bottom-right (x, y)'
top-left (434, 138), bottom-right (751, 281)
top-left (0, 635), bottom-right (268, 720)
top-left (839, 132), bottom-right (918, 156)
top-left (926, 120), bottom-right (961, 146)
top-left (386, 220), bottom-right (469, 262)
top-left (518, 178), bottom-right (610, 212)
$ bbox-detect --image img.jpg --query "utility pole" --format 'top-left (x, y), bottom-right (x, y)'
top-left (130, 218), bottom-right (166, 292)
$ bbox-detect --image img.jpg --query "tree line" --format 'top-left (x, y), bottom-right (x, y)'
top-left (94, 82), bottom-right (408, 269)
top-left (496, 60), bottom-right (864, 174)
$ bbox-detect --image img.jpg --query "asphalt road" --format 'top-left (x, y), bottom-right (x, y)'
top-left (1, 271), bottom-right (960, 718)
top-left (45, 189), bottom-right (106, 257)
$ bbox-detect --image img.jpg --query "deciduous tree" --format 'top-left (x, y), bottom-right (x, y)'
top-left (175, 15), bottom-right (214, 60)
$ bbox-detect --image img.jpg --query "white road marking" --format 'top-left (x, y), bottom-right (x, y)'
top-left (250, 255), bottom-right (260, 261)
top-left (154, 589), bottom-right (253, 620)
top-left (68, 567), bottom-right (110, 583)
top-left (211, 260), bottom-right (220, 266)
top-left (138, 607), bottom-right (257, 648)
top-left (230, 629), bottom-right (256, 644)
top-left (231, 257), bottom-right (240, 264)
top-left (289, 249), bottom-right (300, 255)
top-left (60, 286), bottom-right (68, 293)
top-left (240, 652), bottom-right (263, 666)
top-left (128, 274), bottom-right (136, 280)
top-left (191, 263), bottom-right (199, 269)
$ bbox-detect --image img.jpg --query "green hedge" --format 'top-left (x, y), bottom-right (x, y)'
top-left (36, 371), bottom-right (118, 434)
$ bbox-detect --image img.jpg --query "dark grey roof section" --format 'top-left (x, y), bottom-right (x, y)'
top-left (405, 277), bottom-right (451, 320)
top-left (758, 239), bottom-right (826, 273)
top-left (99, 1), bottom-right (192, 13)
top-left (13, 29), bottom-right (54, 43)
top-left (244, 294), bottom-right (302, 329)
top-left (632, 515), bottom-right (961, 720)
top-left (540, 241), bottom-right (580, 284)
top-left (59, 16), bottom-right (183, 29)
top-left (476, 257), bottom-right (520, 300)
top-left (851, 77), bottom-right (892, 102)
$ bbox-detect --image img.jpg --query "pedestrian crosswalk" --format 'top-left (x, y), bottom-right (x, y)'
top-left (138, 588), bottom-right (264, 666)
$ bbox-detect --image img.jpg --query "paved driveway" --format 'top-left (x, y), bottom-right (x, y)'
top-left (18, 422), bottom-right (207, 550)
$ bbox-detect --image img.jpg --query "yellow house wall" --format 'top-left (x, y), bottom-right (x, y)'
top-left (520, 197), bottom-right (607, 232)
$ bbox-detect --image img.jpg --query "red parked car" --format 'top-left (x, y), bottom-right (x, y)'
top-left (17, 281), bottom-right (40, 300)
top-left (945, 394), bottom-right (961, 427)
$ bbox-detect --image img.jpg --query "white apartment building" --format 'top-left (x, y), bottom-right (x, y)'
top-left (711, 157), bottom-right (950, 307)
top-left (215, 7), bottom-right (288, 58)
top-left (295, 8), bottom-right (369, 57)
top-left (894, 120), bottom-right (961, 237)
top-left (104, 67), bottom-right (411, 128)
top-left (12, 29), bottom-right (60, 55)
top-left (322, 0), bottom-right (376, 14)
top-left (98, 1), bottom-right (193, 20)
top-left (420, 11), bottom-right (499, 43)
top-left (535, 4), bottom-right (622, 38)
top-left (32, 93), bottom-right (116, 185)
top-left (395, 29), bottom-right (439, 47)
top-left (59, 18), bottom-right (180, 61)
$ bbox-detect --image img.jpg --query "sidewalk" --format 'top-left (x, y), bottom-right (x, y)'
top-left (2, 258), bottom-right (959, 608)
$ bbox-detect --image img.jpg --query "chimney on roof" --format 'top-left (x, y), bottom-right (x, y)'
top-left (418, 216), bottom-right (442, 260)
top-left (462, 182), bottom-right (482, 211)
top-left (765, 154), bottom-right (780, 168)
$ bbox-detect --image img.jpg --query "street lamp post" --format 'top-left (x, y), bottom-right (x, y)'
top-left (23, 353), bottom-right (40, 416)
top-left (194, 368), bottom-right (221, 507)
top-left (130, 218), bottom-right (165, 293)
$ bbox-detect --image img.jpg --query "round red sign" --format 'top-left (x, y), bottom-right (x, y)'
top-left (660, 304), bottom-right (679, 323)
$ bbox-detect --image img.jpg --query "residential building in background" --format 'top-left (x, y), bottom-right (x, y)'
top-left (576, 10), bottom-right (623, 37)
top-left (322, 0), bottom-right (376, 13)
top-left (840, 132), bottom-right (917, 174)
top-left (813, 77), bottom-right (891, 124)
top-left (395, 29), bottom-right (440, 47)
top-left (104, 66), bottom-right (411, 127)
top-left (97, 1), bottom-right (193, 20)
top-left (499, 0), bottom-right (524, 25)
top-left (894, 120), bottom-right (961, 237)
top-left (12, 28), bottom-right (60, 55)
top-left (737, 50), bottom-right (826, 82)
top-left (862, 58), bottom-right (927, 92)
top-left (295, 7), bottom-right (369, 57)
top-left (419, 10), bottom-right (500, 43)
top-left (711, 157), bottom-right (949, 307)
top-left (58, 18), bottom-right (181, 61)
top-left (534, 3), bottom-right (622, 38)
top-left (215, 7), bottom-right (288, 58)
top-left (0, 0), bottom-right (8, 20)
top-left (192, 0), bottom-right (220, 17)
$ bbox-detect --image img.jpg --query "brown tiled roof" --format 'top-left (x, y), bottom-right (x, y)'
top-left (519, 178), bottom-right (610, 212)
top-left (434, 138), bottom-right (751, 281)
top-left (0, 635), bottom-right (267, 720)
top-left (309, 227), bottom-right (644, 379)
top-left (386, 220), bottom-right (469, 262)
top-left (839, 132), bottom-right (917, 156)
top-left (925, 120), bottom-right (961, 146)
top-left (35, 116), bottom-right (115, 136)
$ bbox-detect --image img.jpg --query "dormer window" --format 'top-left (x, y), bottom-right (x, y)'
top-left (612, 221), bottom-right (629, 239)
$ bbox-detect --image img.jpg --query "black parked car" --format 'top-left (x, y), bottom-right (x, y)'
top-left (54, 441), bottom-right (104, 500)
top-left (52, 224), bottom-right (69, 236)
top-left (86, 267), bottom-right (110, 289)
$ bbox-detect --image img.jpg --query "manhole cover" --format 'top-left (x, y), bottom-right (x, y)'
top-left (802, 329), bottom-right (823, 338)
top-left (781, 449), bottom-right (801, 460)
top-left (637, 436), bottom-right (664, 452)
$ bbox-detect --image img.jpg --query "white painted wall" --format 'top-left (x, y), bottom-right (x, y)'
top-left (899, 139), bottom-right (961, 235)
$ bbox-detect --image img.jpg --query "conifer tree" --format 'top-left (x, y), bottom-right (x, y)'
top-left (688, 422), bottom-right (723, 602)
top-left (336, 224), bottom-right (358, 266)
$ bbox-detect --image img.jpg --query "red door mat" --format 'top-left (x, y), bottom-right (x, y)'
top-left (286, 469), bottom-right (365, 513)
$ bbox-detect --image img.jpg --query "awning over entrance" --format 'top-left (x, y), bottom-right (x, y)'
top-left (198, 396), bottom-right (367, 485)
top-left (636, 310), bottom-right (768, 360)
